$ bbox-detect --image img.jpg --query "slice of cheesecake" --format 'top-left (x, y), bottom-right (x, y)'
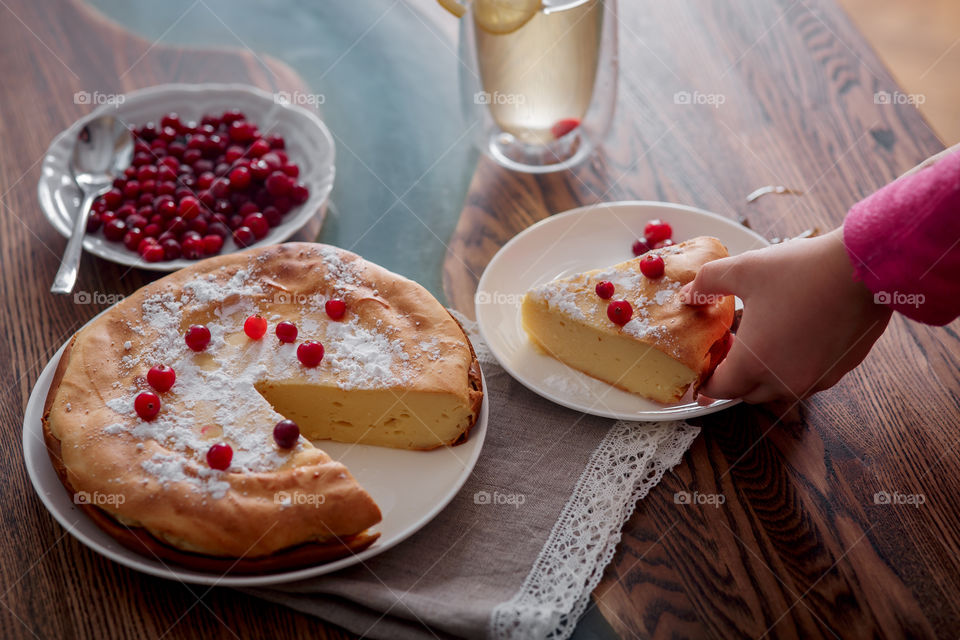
top-left (521, 236), bottom-right (735, 403)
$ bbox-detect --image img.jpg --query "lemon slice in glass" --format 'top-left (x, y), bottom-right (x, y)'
top-left (437, 0), bottom-right (542, 35)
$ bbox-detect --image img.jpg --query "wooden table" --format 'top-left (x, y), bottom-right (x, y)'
top-left (2, 0), bottom-right (958, 638)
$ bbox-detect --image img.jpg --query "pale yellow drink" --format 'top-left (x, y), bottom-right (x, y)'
top-left (473, 0), bottom-right (604, 145)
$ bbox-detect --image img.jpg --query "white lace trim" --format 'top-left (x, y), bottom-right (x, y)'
top-left (449, 310), bottom-right (700, 639)
top-left (489, 419), bottom-right (699, 639)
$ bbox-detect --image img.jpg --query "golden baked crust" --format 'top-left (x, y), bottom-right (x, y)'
top-left (524, 236), bottom-right (735, 397)
top-left (41, 243), bottom-right (482, 570)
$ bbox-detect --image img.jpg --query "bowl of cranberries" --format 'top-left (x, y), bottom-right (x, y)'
top-left (39, 83), bottom-right (335, 270)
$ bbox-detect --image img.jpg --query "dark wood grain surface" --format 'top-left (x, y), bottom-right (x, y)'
top-left (2, 0), bottom-right (958, 638)
top-left (443, 1), bottom-right (960, 638)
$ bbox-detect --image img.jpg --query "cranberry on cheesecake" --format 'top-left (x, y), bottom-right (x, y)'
top-left (521, 236), bottom-right (734, 403)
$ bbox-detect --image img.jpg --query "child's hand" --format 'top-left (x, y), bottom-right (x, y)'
top-left (680, 228), bottom-right (892, 404)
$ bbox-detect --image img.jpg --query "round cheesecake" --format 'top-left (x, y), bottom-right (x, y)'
top-left (42, 243), bottom-right (483, 573)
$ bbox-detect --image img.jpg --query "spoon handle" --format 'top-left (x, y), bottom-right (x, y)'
top-left (50, 189), bottom-right (99, 295)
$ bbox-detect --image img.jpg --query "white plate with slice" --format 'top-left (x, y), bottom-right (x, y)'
top-left (38, 83), bottom-right (335, 271)
top-left (475, 201), bottom-right (769, 421)
top-left (22, 309), bottom-right (488, 586)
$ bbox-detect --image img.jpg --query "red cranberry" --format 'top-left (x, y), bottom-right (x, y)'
top-left (155, 199), bottom-right (176, 218)
top-left (182, 236), bottom-right (204, 259)
top-left (86, 212), bottom-right (102, 233)
top-left (164, 219), bottom-right (185, 236)
top-left (289, 183), bottom-right (309, 205)
top-left (160, 112), bottom-right (181, 131)
top-left (202, 234), bottom-right (223, 255)
top-left (244, 314), bottom-right (267, 340)
top-left (212, 180), bottom-right (231, 199)
top-left (273, 419), bottom-right (300, 449)
top-left (125, 214), bottom-right (148, 230)
top-left (167, 142), bottom-right (186, 159)
top-left (297, 341), bottom-right (325, 367)
top-left (640, 254), bottom-right (665, 279)
top-left (551, 117), bottom-right (580, 139)
top-left (206, 443), bottom-right (233, 470)
top-left (263, 206), bottom-right (282, 226)
top-left (103, 219), bottom-right (126, 241)
top-left (643, 219), bottom-right (672, 245)
top-left (142, 223), bottom-right (162, 238)
top-left (265, 171), bottom-right (292, 196)
top-left (325, 299), bottom-right (346, 320)
top-left (142, 244), bottom-right (166, 262)
top-left (225, 145), bottom-right (245, 163)
top-left (137, 164), bottom-right (158, 181)
top-left (266, 134), bottom-right (285, 149)
top-left (196, 171), bottom-right (215, 190)
top-left (187, 133), bottom-right (207, 150)
top-left (137, 237), bottom-right (157, 256)
top-left (147, 364), bottom-right (176, 392)
top-left (134, 391), bottom-right (161, 421)
top-left (159, 126), bottom-right (177, 142)
top-left (243, 212), bottom-right (269, 239)
top-left (102, 189), bottom-right (122, 209)
top-left (273, 196), bottom-right (292, 215)
top-left (607, 300), bottom-right (633, 326)
top-left (207, 222), bottom-right (230, 239)
top-left (229, 166), bottom-right (252, 190)
top-left (275, 321), bottom-right (297, 343)
top-left (123, 229), bottom-right (144, 251)
top-left (229, 120), bottom-right (257, 143)
top-left (177, 196), bottom-right (200, 220)
top-left (185, 324), bottom-right (211, 351)
top-left (595, 281), bottom-right (615, 299)
top-left (238, 202), bottom-right (258, 216)
top-left (182, 148), bottom-right (202, 165)
top-left (161, 238), bottom-right (182, 260)
top-left (233, 226), bottom-right (255, 247)
top-left (222, 109), bottom-right (246, 124)
top-left (248, 139), bottom-right (270, 157)
top-left (631, 239), bottom-right (650, 256)
top-left (281, 163), bottom-right (299, 178)
top-left (188, 217), bottom-right (208, 235)
top-left (249, 159), bottom-right (271, 180)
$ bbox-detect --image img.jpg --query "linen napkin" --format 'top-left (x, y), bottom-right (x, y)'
top-left (242, 315), bottom-right (699, 639)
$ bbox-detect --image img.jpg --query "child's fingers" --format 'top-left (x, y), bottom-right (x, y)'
top-left (680, 257), bottom-right (741, 305)
top-left (698, 336), bottom-right (761, 399)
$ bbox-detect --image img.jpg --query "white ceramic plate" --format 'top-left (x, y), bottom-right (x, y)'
top-left (22, 312), bottom-right (488, 587)
top-left (38, 83), bottom-right (335, 271)
top-left (476, 201), bottom-right (770, 421)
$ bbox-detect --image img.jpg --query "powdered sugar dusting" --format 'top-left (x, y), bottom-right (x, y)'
top-left (98, 251), bottom-right (433, 497)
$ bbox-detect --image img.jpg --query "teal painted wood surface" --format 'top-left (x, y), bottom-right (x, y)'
top-left (89, 0), bottom-right (478, 301)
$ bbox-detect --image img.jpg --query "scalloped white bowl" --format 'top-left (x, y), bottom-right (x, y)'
top-left (39, 83), bottom-right (335, 271)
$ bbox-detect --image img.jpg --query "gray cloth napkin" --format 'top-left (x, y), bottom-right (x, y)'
top-left (242, 321), bottom-right (699, 639)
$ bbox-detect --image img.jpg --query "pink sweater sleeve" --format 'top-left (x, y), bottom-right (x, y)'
top-left (843, 149), bottom-right (960, 325)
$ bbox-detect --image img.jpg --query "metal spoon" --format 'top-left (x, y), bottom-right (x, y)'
top-left (50, 115), bottom-right (133, 295)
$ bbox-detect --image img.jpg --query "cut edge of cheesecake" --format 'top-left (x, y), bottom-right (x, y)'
top-left (521, 236), bottom-right (735, 404)
top-left (254, 312), bottom-right (484, 451)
